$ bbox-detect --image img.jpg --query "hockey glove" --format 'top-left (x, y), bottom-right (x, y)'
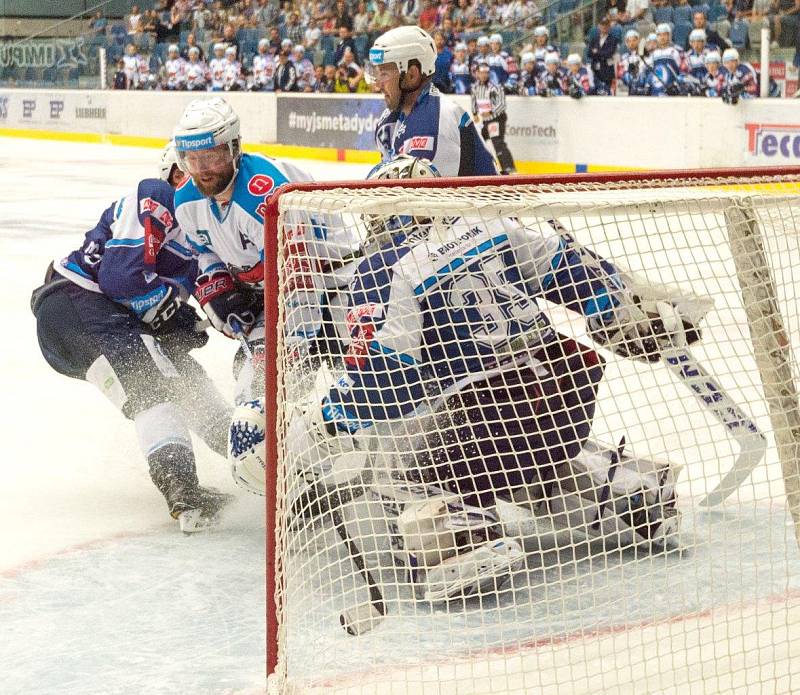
top-left (587, 298), bottom-right (701, 363)
top-left (140, 284), bottom-right (180, 332)
top-left (569, 81), bottom-right (583, 99)
top-left (194, 270), bottom-right (256, 339)
top-left (156, 302), bottom-right (209, 351)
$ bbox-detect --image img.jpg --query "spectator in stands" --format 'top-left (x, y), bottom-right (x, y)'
top-left (353, 3), bottom-right (371, 35)
top-left (155, 2), bottom-right (178, 44)
top-left (338, 46), bottom-right (365, 88)
top-left (618, 0), bottom-right (651, 25)
top-left (419, 0), bottom-right (440, 31)
top-left (275, 48), bottom-right (298, 91)
top-left (268, 26), bottom-right (282, 55)
top-left (286, 11), bottom-right (307, 45)
top-left (691, 10), bottom-right (729, 50)
top-left (89, 11), bottom-right (107, 37)
top-left (126, 4), bottom-right (143, 37)
top-left (334, 0), bottom-right (353, 30)
top-left (322, 9), bottom-right (338, 37)
top-left (181, 33), bottom-right (205, 62)
top-left (317, 64), bottom-right (336, 91)
top-left (141, 9), bottom-right (158, 43)
top-left (402, 0), bottom-right (423, 23)
top-left (256, 0), bottom-right (280, 28)
top-left (305, 18), bottom-right (323, 50)
top-left (335, 25), bottom-right (359, 64)
top-left (371, 0), bottom-right (395, 33)
top-left (735, 0), bottom-right (755, 19)
top-left (112, 58), bottom-right (128, 90)
top-left (452, 0), bottom-right (474, 26)
top-left (433, 30), bottom-right (454, 92)
top-left (222, 24), bottom-right (241, 56)
top-left (588, 16), bottom-right (618, 93)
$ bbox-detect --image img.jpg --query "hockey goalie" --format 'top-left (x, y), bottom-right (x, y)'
top-left (231, 155), bottom-right (698, 604)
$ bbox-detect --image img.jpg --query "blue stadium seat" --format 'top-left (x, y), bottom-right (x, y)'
top-left (558, 0), bottom-right (579, 12)
top-left (730, 19), bottom-right (749, 48)
top-left (321, 35), bottom-right (335, 55)
top-left (693, 3), bottom-right (710, 17)
top-left (179, 29), bottom-right (191, 45)
top-left (155, 42), bottom-right (170, 62)
top-left (707, 3), bottom-right (728, 22)
top-left (653, 6), bottom-right (674, 24)
top-left (673, 5), bottom-right (694, 24)
top-left (110, 24), bottom-right (126, 43)
top-left (322, 49), bottom-right (335, 66)
top-left (107, 44), bottom-right (123, 62)
top-left (673, 21), bottom-right (692, 47)
top-left (610, 24), bottom-right (623, 42)
top-left (149, 54), bottom-right (161, 73)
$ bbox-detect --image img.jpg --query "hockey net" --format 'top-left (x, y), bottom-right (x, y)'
top-left (264, 168), bottom-right (800, 695)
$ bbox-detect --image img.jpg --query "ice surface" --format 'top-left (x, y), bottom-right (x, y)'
top-left (0, 138), bottom-right (371, 694)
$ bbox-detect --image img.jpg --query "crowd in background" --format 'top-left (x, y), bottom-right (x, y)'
top-left (93, 0), bottom-right (798, 96)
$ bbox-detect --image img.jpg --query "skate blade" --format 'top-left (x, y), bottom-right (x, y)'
top-left (178, 508), bottom-right (222, 534)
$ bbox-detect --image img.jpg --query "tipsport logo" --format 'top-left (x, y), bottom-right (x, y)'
top-left (175, 131), bottom-right (215, 151)
top-left (745, 122), bottom-right (800, 160)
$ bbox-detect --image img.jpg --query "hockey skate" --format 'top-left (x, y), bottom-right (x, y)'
top-left (149, 444), bottom-right (235, 533)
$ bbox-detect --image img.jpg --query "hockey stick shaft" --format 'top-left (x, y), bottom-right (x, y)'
top-left (662, 346), bottom-right (767, 506)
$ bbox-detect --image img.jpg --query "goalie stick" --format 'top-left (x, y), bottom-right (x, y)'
top-left (551, 224), bottom-right (767, 506)
top-left (661, 346), bottom-right (767, 507)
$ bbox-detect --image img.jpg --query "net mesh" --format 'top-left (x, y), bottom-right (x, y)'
top-left (268, 173), bottom-right (800, 695)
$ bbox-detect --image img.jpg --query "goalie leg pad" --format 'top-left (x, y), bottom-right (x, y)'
top-left (229, 398), bottom-right (266, 495)
top-left (549, 441), bottom-right (681, 550)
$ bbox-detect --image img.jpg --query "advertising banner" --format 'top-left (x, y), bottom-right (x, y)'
top-left (276, 94), bottom-right (385, 150)
top-left (0, 90), bottom-right (108, 132)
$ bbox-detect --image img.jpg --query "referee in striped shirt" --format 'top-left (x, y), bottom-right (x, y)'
top-left (470, 64), bottom-right (516, 174)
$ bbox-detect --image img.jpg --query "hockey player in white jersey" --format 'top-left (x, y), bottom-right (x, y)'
top-left (173, 97), bottom-right (359, 407)
top-left (31, 144), bottom-right (234, 532)
top-left (650, 24), bottom-right (687, 95)
top-left (185, 46), bottom-right (208, 91)
top-left (222, 46), bottom-right (244, 91)
top-left (250, 39), bottom-right (276, 91)
top-left (367, 26), bottom-right (497, 177)
top-left (234, 156), bottom-right (686, 602)
top-left (208, 43), bottom-right (227, 91)
top-left (162, 44), bottom-right (187, 90)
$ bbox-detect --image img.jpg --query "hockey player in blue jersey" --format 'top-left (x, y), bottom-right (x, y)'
top-left (517, 52), bottom-right (539, 95)
top-left (448, 42), bottom-right (472, 95)
top-left (703, 51), bottom-right (725, 97)
top-left (537, 52), bottom-right (568, 96)
top-left (367, 26), bottom-right (497, 177)
top-left (686, 29), bottom-right (709, 80)
top-left (617, 30), bottom-right (651, 96)
top-left (31, 144), bottom-right (234, 533)
top-left (269, 156), bottom-right (687, 602)
top-left (565, 53), bottom-right (595, 98)
top-left (650, 24), bottom-right (688, 96)
top-left (721, 48), bottom-right (759, 103)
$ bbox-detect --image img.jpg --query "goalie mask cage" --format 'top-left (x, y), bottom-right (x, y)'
top-left (264, 167), bottom-right (800, 695)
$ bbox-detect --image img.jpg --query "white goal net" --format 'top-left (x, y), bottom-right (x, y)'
top-left (265, 170), bottom-right (800, 695)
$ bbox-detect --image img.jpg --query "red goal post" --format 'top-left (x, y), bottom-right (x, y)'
top-left (262, 166), bottom-right (800, 687)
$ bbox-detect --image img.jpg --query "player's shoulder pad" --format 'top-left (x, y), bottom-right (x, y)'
top-left (232, 153), bottom-right (308, 222)
top-left (136, 177), bottom-right (178, 231)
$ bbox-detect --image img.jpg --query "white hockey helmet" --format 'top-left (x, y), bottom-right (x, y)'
top-left (533, 25), bottom-right (549, 38)
top-left (704, 50), bottom-right (722, 65)
top-left (544, 51), bottom-right (560, 66)
top-left (689, 29), bottom-right (707, 43)
top-left (646, 33), bottom-right (657, 43)
top-left (168, 43), bottom-right (179, 54)
top-left (158, 140), bottom-right (180, 182)
top-left (173, 97), bottom-right (241, 184)
top-left (213, 42), bottom-right (225, 53)
top-left (625, 29), bottom-right (640, 42)
top-left (722, 48), bottom-right (739, 63)
top-left (367, 26), bottom-right (436, 83)
top-left (454, 42), bottom-right (467, 52)
top-left (476, 35), bottom-right (490, 47)
top-left (225, 45), bottom-right (237, 57)
top-left (188, 46), bottom-right (200, 57)
top-left (258, 38), bottom-right (269, 49)
top-left (363, 155), bottom-right (440, 245)
top-left (566, 53), bottom-right (582, 66)
top-left (490, 33), bottom-right (503, 45)
top-left (656, 23), bottom-right (672, 35)
top-left (521, 51), bottom-right (535, 65)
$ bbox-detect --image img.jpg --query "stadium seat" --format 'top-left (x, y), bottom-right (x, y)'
top-left (748, 17), bottom-right (766, 50)
top-left (673, 5), bottom-right (694, 24)
top-left (179, 30), bottom-right (191, 45)
top-left (694, 3), bottom-right (711, 17)
top-left (149, 54), bottom-right (161, 73)
top-left (673, 21), bottom-right (692, 47)
top-left (322, 49), bottom-right (335, 66)
top-left (730, 19), bottom-right (749, 49)
top-left (155, 42), bottom-right (169, 62)
top-left (110, 24), bottom-right (126, 43)
top-left (707, 3), bottom-right (728, 22)
top-left (714, 18), bottom-right (731, 39)
top-left (321, 35), bottom-right (335, 55)
top-left (653, 6), bottom-right (674, 24)
top-left (354, 34), bottom-right (369, 59)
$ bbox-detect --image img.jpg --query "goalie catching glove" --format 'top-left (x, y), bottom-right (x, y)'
top-left (587, 297), bottom-right (701, 362)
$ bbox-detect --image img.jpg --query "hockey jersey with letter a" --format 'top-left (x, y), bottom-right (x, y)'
top-left (374, 83), bottom-right (497, 177)
top-left (55, 178), bottom-right (196, 319)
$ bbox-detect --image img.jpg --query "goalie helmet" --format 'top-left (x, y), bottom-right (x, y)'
top-left (173, 96), bottom-right (241, 188)
top-left (366, 26), bottom-right (436, 84)
top-left (363, 155), bottom-right (440, 247)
